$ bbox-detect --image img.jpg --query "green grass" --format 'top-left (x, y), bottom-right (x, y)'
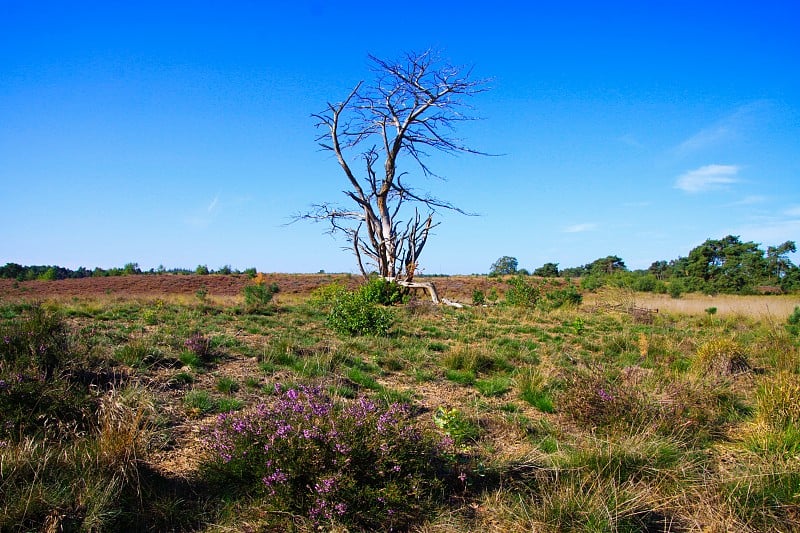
top-left (2, 289), bottom-right (799, 531)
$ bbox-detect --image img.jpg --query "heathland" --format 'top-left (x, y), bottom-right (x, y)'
top-left (1, 273), bottom-right (799, 531)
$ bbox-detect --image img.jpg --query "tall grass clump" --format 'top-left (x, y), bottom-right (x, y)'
top-left (0, 304), bottom-right (96, 440)
top-left (203, 385), bottom-right (454, 530)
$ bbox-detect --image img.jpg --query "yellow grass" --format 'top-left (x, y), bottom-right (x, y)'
top-left (586, 292), bottom-right (800, 318)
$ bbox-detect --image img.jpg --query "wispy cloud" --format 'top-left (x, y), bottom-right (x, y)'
top-left (675, 164), bottom-right (739, 193)
top-left (726, 195), bottom-right (767, 207)
top-left (208, 194), bottom-right (220, 213)
top-left (730, 218), bottom-right (800, 247)
top-left (674, 101), bottom-right (769, 156)
top-left (785, 206), bottom-right (800, 217)
top-left (563, 223), bottom-right (597, 233)
top-left (186, 194), bottom-right (223, 228)
top-left (617, 134), bottom-right (644, 149)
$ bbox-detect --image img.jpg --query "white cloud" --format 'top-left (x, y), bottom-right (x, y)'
top-left (785, 206), bottom-right (800, 217)
top-left (563, 223), bottom-right (597, 233)
top-left (674, 101), bottom-right (769, 156)
top-left (675, 164), bottom-right (739, 193)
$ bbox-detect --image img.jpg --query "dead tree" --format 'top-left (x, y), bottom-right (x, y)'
top-left (302, 50), bottom-right (489, 285)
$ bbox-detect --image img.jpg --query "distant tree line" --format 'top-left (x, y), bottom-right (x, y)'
top-left (0, 262), bottom-right (258, 281)
top-left (491, 235), bottom-right (800, 295)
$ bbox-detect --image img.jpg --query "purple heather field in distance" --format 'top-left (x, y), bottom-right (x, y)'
top-left (1, 1), bottom-right (798, 274)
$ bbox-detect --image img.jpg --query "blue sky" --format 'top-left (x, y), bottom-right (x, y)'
top-left (1, 1), bottom-right (798, 274)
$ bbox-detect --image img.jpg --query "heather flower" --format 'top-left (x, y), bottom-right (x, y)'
top-left (202, 386), bottom-right (452, 529)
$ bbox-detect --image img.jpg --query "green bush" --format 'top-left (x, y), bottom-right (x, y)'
top-left (359, 276), bottom-right (405, 305)
top-left (472, 289), bottom-right (486, 306)
top-left (242, 281), bottom-right (279, 313)
top-left (505, 275), bottom-right (540, 308)
top-left (327, 289), bottom-right (394, 336)
top-left (544, 284), bottom-right (582, 309)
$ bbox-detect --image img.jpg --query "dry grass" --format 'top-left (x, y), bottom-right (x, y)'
top-left (614, 292), bottom-right (800, 318)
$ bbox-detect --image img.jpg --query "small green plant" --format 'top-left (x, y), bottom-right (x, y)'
top-left (786, 306), bottom-right (800, 336)
top-left (705, 306), bottom-right (717, 316)
top-left (472, 289), bottom-right (485, 306)
top-left (183, 390), bottom-right (217, 414)
top-left (216, 376), bottom-right (240, 394)
top-left (194, 287), bottom-right (208, 303)
top-left (433, 406), bottom-right (480, 447)
top-left (242, 278), bottom-right (279, 313)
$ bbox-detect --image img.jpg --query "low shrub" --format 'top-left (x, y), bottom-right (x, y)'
top-left (327, 290), bottom-right (394, 336)
top-left (472, 290), bottom-right (486, 306)
top-left (544, 284), bottom-right (582, 309)
top-left (505, 276), bottom-right (540, 308)
top-left (242, 279), bottom-right (279, 313)
top-left (203, 385), bottom-right (453, 530)
top-left (359, 276), bottom-right (405, 306)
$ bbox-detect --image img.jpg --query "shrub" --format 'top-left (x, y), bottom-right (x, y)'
top-left (359, 277), bottom-right (404, 306)
top-left (203, 385), bottom-right (453, 530)
top-left (544, 284), bottom-right (582, 309)
top-left (504, 275), bottom-right (540, 308)
top-left (786, 306), bottom-right (800, 336)
top-left (0, 305), bottom-right (95, 440)
top-left (308, 282), bottom-right (349, 311)
top-left (242, 279), bottom-right (279, 313)
top-left (472, 289), bottom-right (485, 306)
top-left (327, 290), bottom-right (394, 336)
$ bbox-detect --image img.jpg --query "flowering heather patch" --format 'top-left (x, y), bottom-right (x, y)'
top-left (183, 332), bottom-right (211, 359)
top-left (203, 384), bottom-right (454, 530)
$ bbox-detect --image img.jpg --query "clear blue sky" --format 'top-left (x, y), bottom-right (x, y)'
top-left (2, 1), bottom-right (798, 274)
